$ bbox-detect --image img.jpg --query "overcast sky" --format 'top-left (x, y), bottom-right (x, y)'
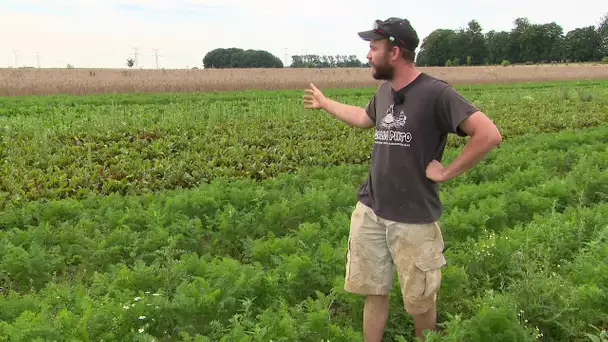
top-left (1, 0), bottom-right (605, 69)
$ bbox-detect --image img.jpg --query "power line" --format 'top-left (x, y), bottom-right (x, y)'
top-left (132, 47), bottom-right (139, 68)
top-left (153, 49), bottom-right (159, 69)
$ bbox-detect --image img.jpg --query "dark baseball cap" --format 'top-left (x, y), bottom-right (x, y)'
top-left (358, 17), bottom-right (420, 51)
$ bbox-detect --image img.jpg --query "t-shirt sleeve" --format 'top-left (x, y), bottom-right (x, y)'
top-left (435, 85), bottom-right (479, 137)
top-left (365, 94), bottom-right (377, 123)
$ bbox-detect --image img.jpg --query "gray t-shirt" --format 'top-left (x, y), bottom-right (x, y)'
top-left (357, 72), bottom-right (478, 223)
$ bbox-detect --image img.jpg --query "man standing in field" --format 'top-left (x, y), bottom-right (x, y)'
top-left (303, 17), bottom-right (502, 342)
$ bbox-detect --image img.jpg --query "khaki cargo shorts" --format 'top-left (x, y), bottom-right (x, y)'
top-left (344, 201), bottom-right (446, 315)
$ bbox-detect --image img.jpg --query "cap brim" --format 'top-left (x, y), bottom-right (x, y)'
top-left (358, 30), bottom-right (386, 41)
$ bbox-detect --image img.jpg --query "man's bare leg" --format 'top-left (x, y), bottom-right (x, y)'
top-left (412, 302), bottom-right (437, 341)
top-left (364, 294), bottom-right (390, 342)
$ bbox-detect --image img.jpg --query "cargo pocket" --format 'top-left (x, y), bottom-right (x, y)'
top-left (415, 255), bottom-right (445, 299)
top-left (345, 236), bottom-right (361, 281)
top-left (406, 254), bottom-right (446, 304)
top-left (345, 236), bottom-right (354, 280)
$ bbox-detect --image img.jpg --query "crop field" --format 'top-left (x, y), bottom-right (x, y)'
top-left (0, 78), bottom-right (607, 341)
top-left (1, 63), bottom-right (608, 96)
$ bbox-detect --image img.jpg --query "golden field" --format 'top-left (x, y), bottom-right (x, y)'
top-left (1, 63), bottom-right (608, 96)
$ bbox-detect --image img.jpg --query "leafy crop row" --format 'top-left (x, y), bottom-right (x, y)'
top-left (1, 81), bottom-right (607, 208)
top-left (1, 125), bottom-right (606, 341)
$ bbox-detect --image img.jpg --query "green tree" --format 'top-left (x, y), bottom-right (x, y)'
top-left (415, 15), bottom-right (605, 66)
top-left (543, 22), bottom-right (565, 62)
top-left (451, 28), bottom-right (469, 65)
top-left (563, 26), bottom-right (603, 62)
top-left (416, 29), bottom-right (459, 66)
top-left (203, 48), bottom-right (283, 68)
top-left (485, 30), bottom-right (510, 64)
top-left (517, 22), bottom-right (563, 63)
top-left (289, 54), bottom-right (363, 68)
top-left (462, 20), bottom-right (487, 65)
top-left (507, 17), bottom-right (531, 64)
top-left (598, 13), bottom-right (608, 56)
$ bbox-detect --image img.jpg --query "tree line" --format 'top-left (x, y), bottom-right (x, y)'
top-left (289, 54), bottom-right (369, 68)
top-left (202, 48), bottom-right (284, 68)
top-left (416, 15), bottom-right (608, 66)
top-left (201, 49), bottom-right (369, 69)
top-left (199, 14), bottom-right (607, 68)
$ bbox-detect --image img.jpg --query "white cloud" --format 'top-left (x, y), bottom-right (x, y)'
top-left (0, 0), bottom-right (605, 68)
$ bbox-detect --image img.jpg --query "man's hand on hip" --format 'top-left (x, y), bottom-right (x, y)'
top-left (425, 160), bottom-right (447, 183)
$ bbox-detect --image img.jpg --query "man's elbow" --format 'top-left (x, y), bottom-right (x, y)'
top-left (461, 111), bottom-right (502, 147)
top-left (471, 125), bottom-right (502, 148)
top-left (485, 126), bottom-right (502, 148)
top-left (489, 127), bottom-right (502, 146)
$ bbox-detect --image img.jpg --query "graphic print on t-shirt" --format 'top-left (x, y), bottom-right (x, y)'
top-left (375, 104), bottom-right (412, 147)
top-left (380, 104), bottom-right (407, 129)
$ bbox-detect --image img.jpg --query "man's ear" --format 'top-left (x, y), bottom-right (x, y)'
top-left (389, 45), bottom-right (400, 61)
top-left (395, 45), bottom-right (405, 60)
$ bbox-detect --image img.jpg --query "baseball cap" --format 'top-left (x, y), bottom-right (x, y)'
top-left (358, 17), bottom-right (420, 51)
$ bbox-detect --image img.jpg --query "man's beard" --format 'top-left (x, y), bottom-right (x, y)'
top-left (371, 61), bottom-right (394, 80)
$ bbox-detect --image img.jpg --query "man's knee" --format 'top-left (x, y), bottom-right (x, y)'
top-left (366, 294), bottom-right (390, 304)
top-left (407, 295), bottom-right (437, 316)
top-left (404, 263), bottom-right (442, 315)
top-left (365, 295), bottom-right (390, 318)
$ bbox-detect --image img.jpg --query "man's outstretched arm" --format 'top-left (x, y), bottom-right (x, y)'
top-left (303, 83), bottom-right (375, 129)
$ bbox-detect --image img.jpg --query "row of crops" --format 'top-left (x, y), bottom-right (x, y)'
top-left (0, 80), bottom-right (607, 341)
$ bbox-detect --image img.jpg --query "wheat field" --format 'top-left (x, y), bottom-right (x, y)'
top-left (1, 64), bottom-right (608, 96)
